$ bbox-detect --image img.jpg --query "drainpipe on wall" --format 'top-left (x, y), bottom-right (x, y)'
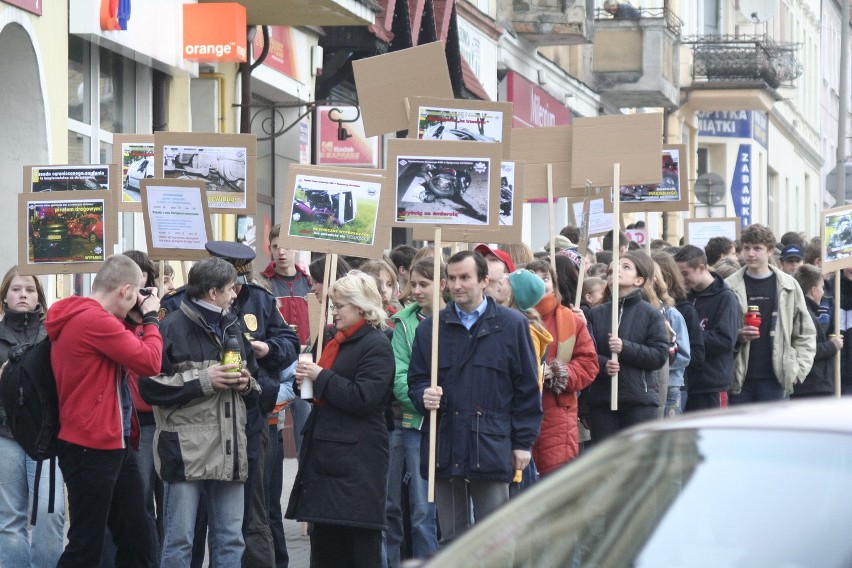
top-left (199, 73), bottom-right (226, 133)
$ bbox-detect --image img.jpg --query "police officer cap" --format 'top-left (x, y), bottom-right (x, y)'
top-left (205, 241), bottom-right (256, 285)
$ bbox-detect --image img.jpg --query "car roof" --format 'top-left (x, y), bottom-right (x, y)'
top-left (632, 398), bottom-right (852, 435)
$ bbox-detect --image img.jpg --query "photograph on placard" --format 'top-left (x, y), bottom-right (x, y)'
top-left (288, 173), bottom-right (382, 246)
top-left (499, 161), bottom-right (516, 226)
top-left (683, 217), bottom-right (741, 249)
top-left (279, 165), bottom-right (392, 259)
top-left (114, 135), bottom-right (155, 204)
top-left (416, 106), bottom-right (503, 143)
top-left (155, 132), bottom-right (257, 215)
top-left (395, 156), bottom-right (491, 225)
top-left (822, 205), bottom-right (852, 271)
top-left (28, 165), bottom-right (110, 192)
top-left (140, 179), bottom-right (213, 262)
top-left (620, 146), bottom-right (681, 202)
top-left (19, 191), bottom-right (110, 274)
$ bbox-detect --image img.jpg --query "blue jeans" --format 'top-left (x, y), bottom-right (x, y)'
top-left (664, 386), bottom-right (682, 417)
top-left (161, 479), bottom-right (245, 568)
top-left (383, 426), bottom-right (438, 566)
top-left (729, 377), bottom-right (787, 405)
top-left (0, 436), bottom-right (65, 567)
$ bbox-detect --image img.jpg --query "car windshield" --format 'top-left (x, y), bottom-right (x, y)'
top-left (430, 428), bottom-right (852, 568)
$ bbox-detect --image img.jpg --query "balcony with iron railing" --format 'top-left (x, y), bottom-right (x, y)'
top-left (683, 35), bottom-right (803, 90)
top-left (591, 6), bottom-right (683, 108)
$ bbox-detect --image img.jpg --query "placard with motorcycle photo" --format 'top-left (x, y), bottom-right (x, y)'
top-left (17, 191), bottom-right (116, 276)
top-left (388, 139), bottom-right (502, 230)
top-left (407, 97), bottom-right (512, 158)
top-left (154, 132), bottom-right (257, 215)
top-left (821, 205), bottom-right (852, 273)
top-left (610, 144), bottom-right (689, 213)
top-left (25, 164), bottom-right (117, 194)
top-left (112, 134), bottom-right (155, 212)
top-left (279, 165), bottom-right (393, 259)
top-left (411, 160), bottom-right (526, 243)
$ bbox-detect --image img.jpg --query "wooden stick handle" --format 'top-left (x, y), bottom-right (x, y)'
top-left (611, 163), bottom-right (621, 411)
top-left (428, 227), bottom-right (442, 503)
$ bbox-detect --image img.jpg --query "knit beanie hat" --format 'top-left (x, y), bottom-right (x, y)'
top-left (507, 269), bottom-right (546, 312)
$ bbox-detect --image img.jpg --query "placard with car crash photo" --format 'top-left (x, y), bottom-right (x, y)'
top-left (280, 165), bottom-right (392, 259)
top-left (25, 164), bottom-right (115, 193)
top-left (17, 191), bottom-right (116, 276)
top-left (822, 205), bottom-right (852, 272)
top-left (407, 97), bottom-right (512, 158)
top-left (154, 132), bottom-right (257, 215)
top-left (387, 139), bottom-right (502, 230)
top-left (113, 134), bottom-right (155, 211)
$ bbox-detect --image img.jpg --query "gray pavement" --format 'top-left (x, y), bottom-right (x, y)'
top-left (281, 457), bottom-right (311, 568)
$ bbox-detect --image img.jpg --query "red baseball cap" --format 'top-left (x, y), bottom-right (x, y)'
top-left (474, 244), bottom-right (515, 273)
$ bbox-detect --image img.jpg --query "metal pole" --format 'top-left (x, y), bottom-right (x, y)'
top-left (838, 0), bottom-right (849, 205)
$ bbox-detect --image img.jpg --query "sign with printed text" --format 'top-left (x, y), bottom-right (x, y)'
top-left (316, 106), bottom-right (379, 168)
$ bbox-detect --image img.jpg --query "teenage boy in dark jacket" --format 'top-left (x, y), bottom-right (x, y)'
top-left (674, 245), bottom-right (741, 411)
top-left (792, 264), bottom-right (843, 397)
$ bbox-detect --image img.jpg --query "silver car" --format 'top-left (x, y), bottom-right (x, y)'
top-left (417, 399), bottom-right (852, 568)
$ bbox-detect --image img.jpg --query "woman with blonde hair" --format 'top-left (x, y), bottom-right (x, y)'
top-left (0, 267), bottom-right (65, 566)
top-left (359, 259), bottom-right (401, 315)
top-left (287, 271), bottom-right (395, 567)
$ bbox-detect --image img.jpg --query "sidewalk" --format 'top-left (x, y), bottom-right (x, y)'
top-left (281, 458), bottom-right (311, 568)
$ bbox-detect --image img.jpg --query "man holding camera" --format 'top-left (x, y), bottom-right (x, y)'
top-left (46, 254), bottom-right (163, 567)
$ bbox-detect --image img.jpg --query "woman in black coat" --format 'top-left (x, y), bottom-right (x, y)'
top-left (587, 252), bottom-right (669, 442)
top-left (287, 271), bottom-right (395, 568)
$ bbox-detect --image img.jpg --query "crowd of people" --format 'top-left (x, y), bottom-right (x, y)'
top-left (0, 220), bottom-right (845, 567)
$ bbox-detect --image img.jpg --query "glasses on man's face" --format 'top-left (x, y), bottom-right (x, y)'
top-left (330, 303), bottom-right (350, 312)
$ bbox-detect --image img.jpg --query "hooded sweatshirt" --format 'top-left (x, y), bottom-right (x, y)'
top-left (46, 296), bottom-right (162, 450)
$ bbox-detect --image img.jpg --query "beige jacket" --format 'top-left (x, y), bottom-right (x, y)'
top-left (726, 265), bottom-right (816, 395)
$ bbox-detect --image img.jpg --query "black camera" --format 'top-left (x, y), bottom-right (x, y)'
top-left (139, 288), bottom-right (153, 297)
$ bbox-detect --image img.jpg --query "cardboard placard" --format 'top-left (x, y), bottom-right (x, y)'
top-left (412, 161), bottom-right (526, 243)
top-left (510, 126), bottom-right (573, 200)
top-left (140, 179), bottom-right (213, 261)
top-left (353, 42), bottom-right (454, 138)
top-left (387, 139), bottom-right (502, 231)
top-left (18, 190), bottom-right (116, 276)
top-left (279, 165), bottom-right (392, 259)
top-left (154, 132), bottom-right (257, 215)
top-left (25, 164), bottom-right (118, 196)
top-left (617, 144), bottom-right (689, 213)
top-left (113, 134), bottom-right (155, 212)
top-left (570, 192), bottom-right (614, 237)
top-left (683, 217), bottom-right (741, 249)
top-left (406, 97), bottom-right (512, 158)
top-left (822, 205), bottom-right (852, 273)
top-left (571, 113), bottom-right (663, 189)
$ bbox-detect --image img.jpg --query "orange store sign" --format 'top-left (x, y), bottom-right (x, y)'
top-left (183, 3), bottom-right (247, 63)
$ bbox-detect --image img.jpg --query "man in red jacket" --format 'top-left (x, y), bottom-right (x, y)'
top-left (46, 254), bottom-right (163, 567)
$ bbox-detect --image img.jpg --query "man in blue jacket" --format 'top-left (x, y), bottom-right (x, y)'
top-left (407, 251), bottom-right (542, 546)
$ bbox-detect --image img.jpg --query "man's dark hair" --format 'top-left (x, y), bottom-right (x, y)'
top-left (634, 220), bottom-right (645, 229)
top-left (309, 256), bottom-right (351, 284)
top-left (780, 231), bottom-right (806, 249)
top-left (704, 236), bottom-right (735, 266)
top-left (793, 264), bottom-right (823, 297)
top-left (186, 257), bottom-right (237, 300)
top-left (596, 250), bottom-right (613, 267)
top-left (804, 237), bottom-right (821, 265)
top-left (449, 250), bottom-right (488, 282)
top-left (602, 230), bottom-right (628, 251)
top-left (389, 245), bottom-right (418, 272)
top-left (673, 244), bottom-right (707, 269)
top-left (559, 224), bottom-right (580, 244)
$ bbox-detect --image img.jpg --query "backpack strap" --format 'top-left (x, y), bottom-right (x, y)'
top-left (28, 457), bottom-right (56, 525)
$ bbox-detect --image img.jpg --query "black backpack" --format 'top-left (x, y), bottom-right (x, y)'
top-left (0, 338), bottom-right (59, 523)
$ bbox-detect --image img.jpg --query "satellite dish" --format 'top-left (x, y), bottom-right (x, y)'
top-left (738, 0), bottom-right (778, 23)
top-left (694, 172), bottom-right (726, 205)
